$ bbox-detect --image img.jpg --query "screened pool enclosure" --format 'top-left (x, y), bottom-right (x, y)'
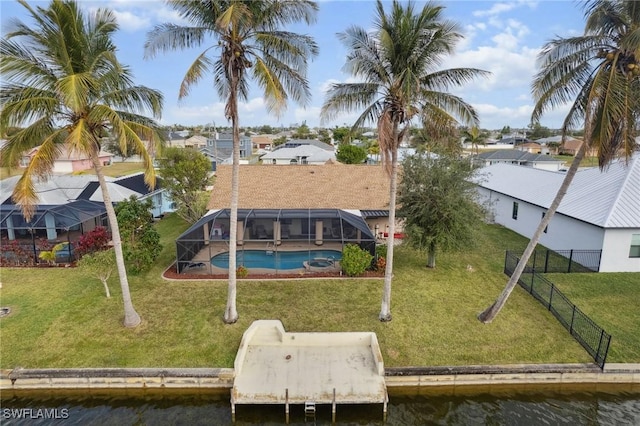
top-left (175, 209), bottom-right (376, 274)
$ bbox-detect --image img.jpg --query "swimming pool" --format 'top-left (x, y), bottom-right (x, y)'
top-left (210, 249), bottom-right (342, 270)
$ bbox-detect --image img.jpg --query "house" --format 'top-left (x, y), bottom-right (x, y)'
top-left (515, 142), bottom-right (546, 155)
top-left (275, 139), bottom-right (334, 151)
top-left (474, 150), bottom-right (565, 171)
top-left (206, 132), bottom-right (252, 158)
top-left (260, 144), bottom-right (336, 165)
top-left (19, 145), bottom-right (114, 173)
top-left (174, 164), bottom-right (397, 273)
top-left (251, 134), bottom-right (275, 151)
top-left (1, 173), bottom-right (174, 242)
top-left (475, 154), bottom-right (640, 272)
top-left (185, 135), bottom-right (208, 149)
top-left (165, 131), bottom-right (188, 148)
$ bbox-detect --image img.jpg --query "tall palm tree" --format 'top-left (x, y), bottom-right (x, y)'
top-left (0, 0), bottom-right (164, 328)
top-left (145, 0), bottom-right (318, 324)
top-left (479, 0), bottom-right (639, 323)
top-left (321, 0), bottom-right (488, 321)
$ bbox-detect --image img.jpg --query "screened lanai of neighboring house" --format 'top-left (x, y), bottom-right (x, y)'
top-left (0, 200), bottom-right (108, 264)
top-left (175, 208), bottom-right (376, 274)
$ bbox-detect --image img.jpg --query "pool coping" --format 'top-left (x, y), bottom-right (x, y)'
top-left (2, 364), bottom-right (639, 391)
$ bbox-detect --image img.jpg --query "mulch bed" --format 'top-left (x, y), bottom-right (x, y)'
top-left (162, 264), bottom-right (384, 280)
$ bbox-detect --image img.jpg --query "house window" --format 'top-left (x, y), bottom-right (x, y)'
top-left (630, 234), bottom-right (640, 258)
top-left (541, 211), bottom-right (548, 233)
top-left (290, 159), bottom-right (298, 165)
top-left (512, 202), bottom-right (519, 220)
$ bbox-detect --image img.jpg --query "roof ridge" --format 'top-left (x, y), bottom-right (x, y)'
top-left (602, 155), bottom-right (639, 227)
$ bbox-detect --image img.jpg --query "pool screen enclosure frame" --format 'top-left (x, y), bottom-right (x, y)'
top-left (175, 208), bottom-right (377, 274)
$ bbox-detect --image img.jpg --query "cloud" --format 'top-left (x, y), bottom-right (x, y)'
top-left (472, 1), bottom-right (538, 18)
top-left (112, 10), bottom-right (151, 32)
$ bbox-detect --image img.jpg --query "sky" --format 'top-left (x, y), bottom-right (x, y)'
top-left (1, 0), bottom-right (588, 131)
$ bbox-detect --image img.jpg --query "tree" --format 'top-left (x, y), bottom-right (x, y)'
top-left (336, 144), bottom-right (368, 164)
top-left (321, 0), bottom-right (488, 321)
top-left (273, 135), bottom-right (288, 147)
top-left (398, 154), bottom-right (487, 268)
top-left (292, 122), bottom-right (313, 139)
top-left (479, 0), bottom-right (639, 323)
top-left (146, 0), bottom-right (319, 324)
top-left (317, 128), bottom-right (332, 144)
top-left (158, 147), bottom-right (212, 224)
top-left (0, 0), bottom-right (164, 327)
top-left (332, 126), bottom-right (352, 144)
top-left (527, 122), bottom-right (552, 139)
top-left (115, 197), bottom-right (162, 274)
top-left (463, 126), bottom-right (485, 155)
top-left (78, 249), bottom-right (116, 298)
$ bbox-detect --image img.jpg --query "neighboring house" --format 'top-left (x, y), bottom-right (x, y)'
top-left (206, 132), bottom-right (252, 158)
top-left (475, 154), bottom-right (640, 272)
top-left (515, 142), bottom-right (547, 155)
top-left (474, 150), bottom-right (565, 171)
top-left (251, 134), bottom-right (275, 151)
top-left (260, 144), bottom-right (336, 165)
top-left (166, 131), bottom-right (187, 148)
top-left (558, 137), bottom-right (595, 156)
top-left (185, 135), bottom-right (208, 149)
top-left (19, 145), bottom-right (113, 173)
top-left (0, 173), bottom-right (174, 242)
top-left (275, 139), bottom-right (334, 151)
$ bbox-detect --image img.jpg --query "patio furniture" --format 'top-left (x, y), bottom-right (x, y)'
top-left (256, 225), bottom-right (268, 239)
top-left (281, 225), bottom-right (290, 239)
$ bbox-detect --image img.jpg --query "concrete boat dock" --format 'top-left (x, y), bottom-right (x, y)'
top-left (231, 320), bottom-right (388, 419)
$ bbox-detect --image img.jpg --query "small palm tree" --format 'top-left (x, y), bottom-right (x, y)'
top-left (463, 126), bottom-right (485, 155)
top-left (321, 0), bottom-right (488, 321)
top-left (1, 0), bottom-right (165, 327)
top-left (145, 0), bottom-right (319, 324)
top-left (479, 0), bottom-right (639, 323)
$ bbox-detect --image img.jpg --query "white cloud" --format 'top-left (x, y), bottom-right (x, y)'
top-left (112, 10), bottom-right (151, 32)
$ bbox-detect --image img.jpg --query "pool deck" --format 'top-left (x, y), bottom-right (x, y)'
top-left (231, 320), bottom-right (388, 419)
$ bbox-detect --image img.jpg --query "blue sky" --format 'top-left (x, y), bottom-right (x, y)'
top-left (1, 1), bottom-right (587, 131)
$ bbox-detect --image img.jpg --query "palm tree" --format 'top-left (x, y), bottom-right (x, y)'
top-left (321, 0), bottom-right (488, 321)
top-left (463, 126), bottom-right (485, 155)
top-left (0, 0), bottom-right (165, 328)
top-left (478, 0), bottom-right (639, 323)
top-left (145, 0), bottom-right (318, 324)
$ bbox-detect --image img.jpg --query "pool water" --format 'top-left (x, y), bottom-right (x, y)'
top-left (211, 249), bottom-right (342, 270)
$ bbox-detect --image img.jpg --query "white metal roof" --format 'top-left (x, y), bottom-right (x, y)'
top-left (476, 153), bottom-right (640, 228)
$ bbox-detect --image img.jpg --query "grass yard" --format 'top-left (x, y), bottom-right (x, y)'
top-left (544, 272), bottom-right (640, 363)
top-left (1, 214), bottom-right (635, 369)
top-left (78, 161), bottom-right (145, 178)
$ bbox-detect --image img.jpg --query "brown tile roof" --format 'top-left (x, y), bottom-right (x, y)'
top-left (208, 164), bottom-right (392, 210)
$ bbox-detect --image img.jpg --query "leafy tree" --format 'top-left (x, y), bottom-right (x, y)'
top-left (78, 249), bottom-right (116, 298)
top-left (273, 135), bottom-right (288, 147)
top-left (500, 125), bottom-right (512, 135)
top-left (105, 138), bottom-right (139, 162)
top-left (0, 0), bottom-right (165, 327)
top-left (158, 148), bottom-right (211, 224)
top-left (317, 128), bottom-right (332, 144)
top-left (527, 122), bottom-right (552, 139)
top-left (398, 154), bottom-right (487, 268)
top-left (332, 126), bottom-right (352, 144)
top-left (146, 0), bottom-right (318, 324)
top-left (479, 0), bottom-right (639, 323)
top-left (258, 125), bottom-right (274, 134)
top-left (292, 122), bottom-right (313, 139)
top-left (321, 0), bottom-right (487, 321)
top-left (115, 197), bottom-right (162, 274)
top-left (336, 144), bottom-right (368, 164)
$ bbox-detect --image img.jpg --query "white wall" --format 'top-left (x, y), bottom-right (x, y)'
top-left (600, 229), bottom-right (640, 272)
top-left (478, 187), bottom-right (605, 251)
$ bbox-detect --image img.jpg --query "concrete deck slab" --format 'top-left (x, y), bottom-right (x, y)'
top-left (231, 320), bottom-right (387, 408)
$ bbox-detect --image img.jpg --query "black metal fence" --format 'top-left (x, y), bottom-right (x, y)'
top-left (524, 249), bottom-right (601, 273)
top-left (504, 251), bottom-right (611, 369)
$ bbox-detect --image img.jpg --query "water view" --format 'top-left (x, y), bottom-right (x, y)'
top-left (2, 385), bottom-right (639, 425)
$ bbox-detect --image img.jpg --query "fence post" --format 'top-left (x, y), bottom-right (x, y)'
top-left (568, 249), bottom-right (574, 273)
top-left (596, 330), bottom-right (605, 364)
top-left (532, 250), bottom-right (537, 272)
top-left (548, 283), bottom-right (554, 311)
top-left (504, 251), bottom-right (509, 275)
top-left (544, 249), bottom-right (550, 273)
top-left (600, 335), bottom-right (611, 369)
top-left (530, 270), bottom-right (535, 294)
top-left (569, 305), bottom-right (576, 335)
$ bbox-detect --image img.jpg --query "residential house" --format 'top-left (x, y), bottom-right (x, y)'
top-left (276, 139), bottom-right (334, 151)
top-left (260, 144), bottom-right (335, 165)
top-left (474, 150), bottom-right (565, 171)
top-left (19, 145), bottom-right (113, 173)
top-left (475, 154), bottom-right (640, 272)
top-left (185, 135), bottom-right (208, 149)
top-left (515, 142), bottom-right (547, 155)
top-left (206, 132), bottom-right (252, 158)
top-left (174, 164), bottom-right (398, 273)
top-left (165, 131), bottom-right (188, 148)
top-left (251, 134), bottom-right (275, 151)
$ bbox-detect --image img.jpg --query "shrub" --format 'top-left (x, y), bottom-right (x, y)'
top-left (77, 227), bottom-right (110, 256)
top-left (237, 265), bottom-right (249, 278)
top-left (376, 256), bottom-right (386, 272)
top-left (341, 244), bottom-right (374, 277)
top-left (375, 244), bottom-right (388, 258)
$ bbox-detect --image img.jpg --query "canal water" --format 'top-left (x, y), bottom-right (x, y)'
top-left (2, 384), bottom-right (639, 425)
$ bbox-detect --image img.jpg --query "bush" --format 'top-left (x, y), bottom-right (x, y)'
top-left (77, 227), bottom-right (110, 256)
top-left (237, 265), bottom-right (249, 278)
top-left (341, 244), bottom-right (374, 277)
top-left (376, 244), bottom-right (388, 258)
top-left (376, 256), bottom-right (386, 272)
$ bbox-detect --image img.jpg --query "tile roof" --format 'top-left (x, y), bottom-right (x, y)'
top-left (476, 153), bottom-right (640, 228)
top-left (208, 164), bottom-right (391, 210)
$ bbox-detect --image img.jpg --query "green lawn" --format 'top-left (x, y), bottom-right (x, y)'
top-left (0, 215), bottom-right (635, 369)
top-left (543, 272), bottom-right (640, 363)
top-left (78, 161), bottom-right (145, 177)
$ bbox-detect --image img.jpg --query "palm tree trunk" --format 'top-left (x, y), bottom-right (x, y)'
top-left (91, 154), bottom-right (141, 327)
top-left (478, 142), bottom-right (587, 323)
top-left (379, 149), bottom-right (398, 322)
top-left (223, 76), bottom-right (240, 324)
